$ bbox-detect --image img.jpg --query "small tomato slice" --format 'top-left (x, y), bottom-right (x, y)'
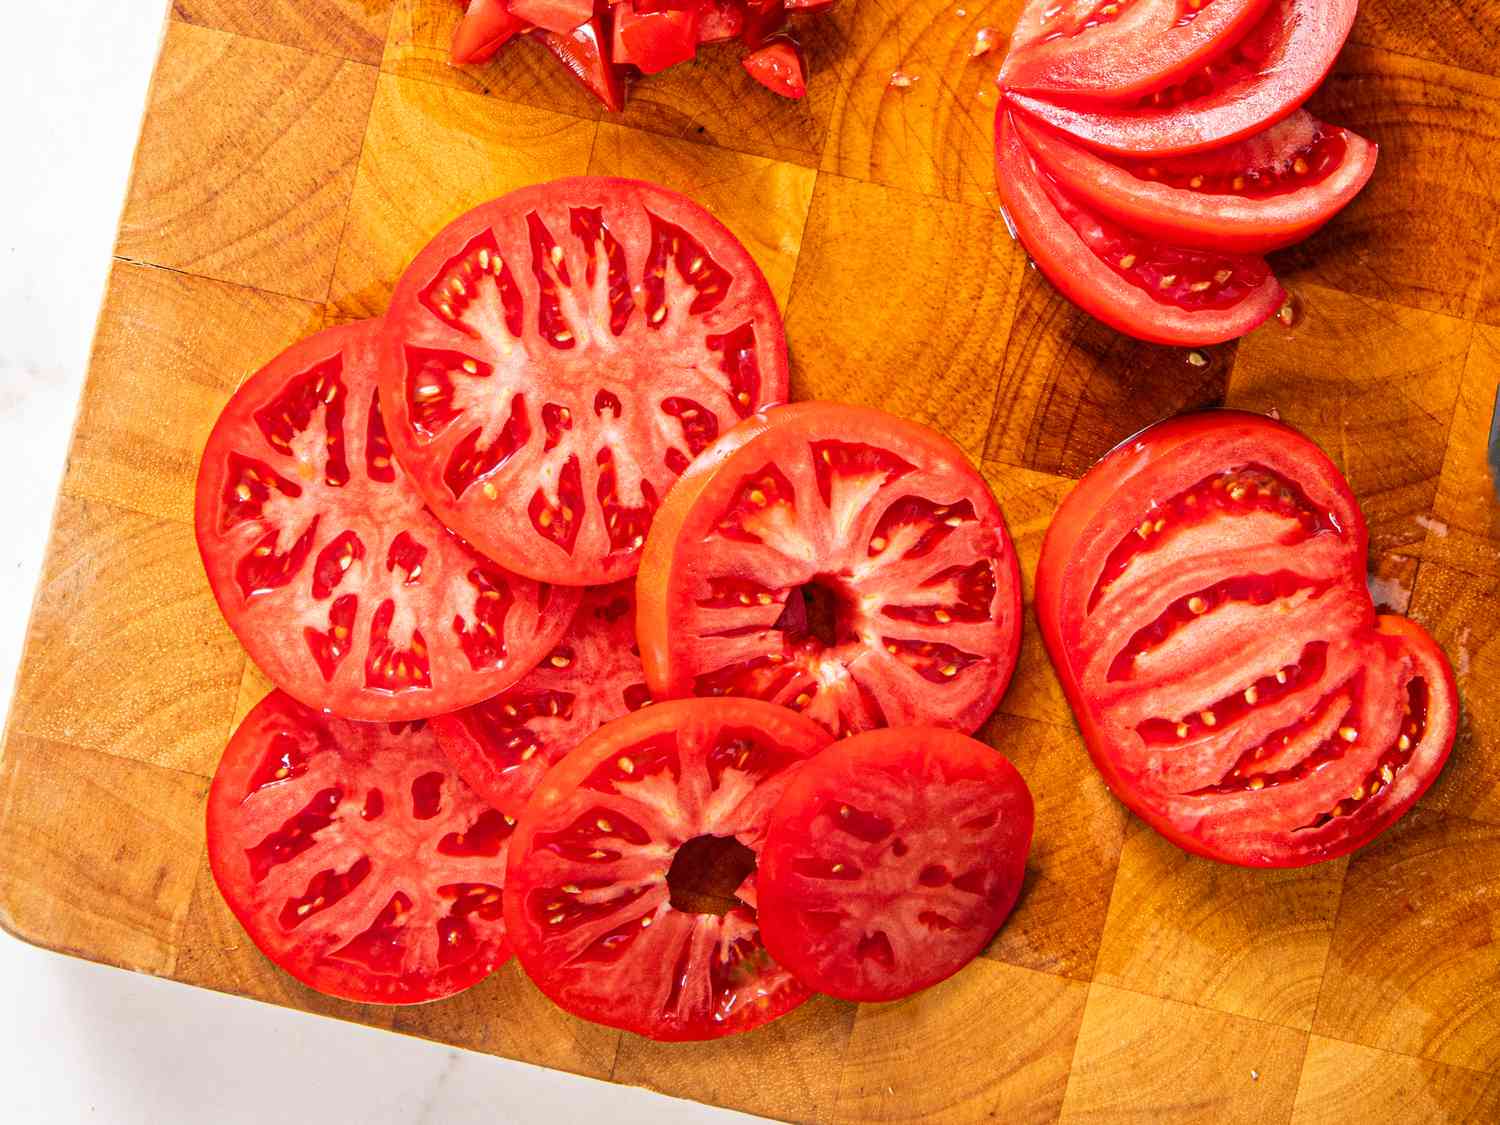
top-left (1011, 110), bottom-right (1377, 253)
top-left (1036, 411), bottom-right (1459, 867)
top-left (195, 320), bottom-right (577, 721)
top-left (452, 0), bottom-right (529, 64)
top-left (504, 697), bottom-right (830, 1040)
top-left (638, 402), bottom-right (1022, 738)
top-left (507, 0), bottom-right (593, 34)
top-left (433, 582), bottom-right (653, 816)
top-left (757, 727), bottom-right (1033, 1002)
top-left (612, 3), bottom-right (701, 74)
top-left (534, 17), bottom-right (626, 111)
top-left (378, 178), bottom-right (789, 586)
top-left (743, 37), bottom-right (807, 99)
top-left (207, 690), bottom-right (514, 1003)
top-left (996, 112), bottom-right (1283, 345)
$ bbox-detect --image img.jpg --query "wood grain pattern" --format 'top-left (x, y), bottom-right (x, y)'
top-left (2, 0), bottom-right (1499, 1120)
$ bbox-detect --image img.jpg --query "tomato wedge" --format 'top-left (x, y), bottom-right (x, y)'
top-left (451, 0), bottom-right (529, 65)
top-left (1006, 0), bottom-right (1359, 157)
top-left (996, 113), bottom-right (1283, 345)
top-left (757, 727), bottom-right (1033, 1002)
top-left (1011, 110), bottom-right (1377, 253)
top-left (433, 582), bottom-right (652, 816)
top-left (1002, 0), bottom-right (1277, 104)
top-left (195, 320), bottom-right (577, 721)
top-left (535, 18), bottom-right (626, 112)
top-left (378, 178), bottom-right (788, 588)
top-left (637, 402), bottom-right (1022, 738)
top-left (504, 697), bottom-right (829, 1040)
top-left (743, 37), bottom-right (807, 100)
top-left (1036, 411), bottom-right (1459, 867)
top-left (207, 690), bottom-right (514, 1003)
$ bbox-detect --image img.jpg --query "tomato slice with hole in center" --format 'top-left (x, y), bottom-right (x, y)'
top-left (757, 726), bottom-right (1033, 1002)
top-left (637, 402), bottom-right (1023, 738)
top-left (1036, 411), bottom-right (1459, 867)
top-left (433, 581), bottom-right (653, 816)
top-left (195, 320), bottom-right (578, 721)
top-left (378, 178), bottom-right (789, 587)
top-left (504, 697), bottom-right (829, 1040)
top-left (206, 690), bottom-right (514, 1003)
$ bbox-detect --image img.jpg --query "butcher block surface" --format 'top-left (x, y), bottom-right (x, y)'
top-left (3, 1), bottom-right (1500, 1121)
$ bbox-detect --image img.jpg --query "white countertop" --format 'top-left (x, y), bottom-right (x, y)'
top-left (0, 8), bottom-right (761, 1122)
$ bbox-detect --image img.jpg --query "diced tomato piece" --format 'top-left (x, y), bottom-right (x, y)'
top-left (613, 2), bottom-right (701, 74)
top-left (698, 0), bottom-right (747, 43)
top-left (452, 0), bottom-right (529, 65)
top-left (741, 0), bottom-right (787, 47)
top-left (535, 17), bottom-right (626, 111)
top-left (507, 0), bottom-right (593, 35)
top-left (784, 0), bottom-right (835, 10)
top-left (743, 37), bottom-right (806, 99)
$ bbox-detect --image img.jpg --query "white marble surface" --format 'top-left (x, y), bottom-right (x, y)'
top-left (0, 8), bottom-right (765, 1122)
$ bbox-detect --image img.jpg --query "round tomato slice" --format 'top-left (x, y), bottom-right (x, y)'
top-left (1001, 0), bottom-right (1277, 105)
top-left (757, 727), bottom-right (1033, 1002)
top-left (1011, 111), bottom-right (1378, 254)
top-left (637, 402), bottom-right (1023, 738)
top-left (503, 698), bottom-right (830, 1040)
top-left (432, 581), bottom-right (653, 816)
top-left (206, 690), bottom-right (514, 1003)
top-left (1036, 411), bottom-right (1459, 867)
top-left (378, 177), bottom-right (790, 587)
top-left (996, 112), bottom-right (1283, 346)
top-left (195, 320), bottom-right (578, 721)
top-left (1006, 0), bottom-right (1358, 157)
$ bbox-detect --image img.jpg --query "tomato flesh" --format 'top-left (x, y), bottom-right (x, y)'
top-left (757, 727), bottom-right (1033, 1002)
top-left (612, 4), bottom-right (701, 74)
top-left (378, 178), bottom-right (789, 587)
top-left (508, 0), bottom-right (593, 34)
top-left (452, 0), bottom-right (530, 64)
top-left (504, 698), bottom-right (829, 1040)
top-left (743, 38), bottom-right (807, 100)
top-left (1036, 411), bottom-right (1459, 867)
top-left (207, 691), bottom-right (513, 1003)
top-left (535, 18), bottom-right (626, 112)
top-left (637, 402), bottom-right (1023, 738)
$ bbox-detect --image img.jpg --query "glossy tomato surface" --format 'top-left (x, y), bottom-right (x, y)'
top-left (1036, 411), bottom-right (1459, 867)
top-left (504, 698), bottom-right (830, 1040)
top-left (451, 0), bottom-right (528, 64)
top-left (207, 691), bottom-right (514, 1003)
top-left (996, 113), bottom-right (1283, 346)
top-left (637, 402), bottom-right (1023, 738)
top-left (379, 178), bottom-right (789, 587)
top-left (433, 581), bottom-right (652, 817)
top-left (195, 320), bottom-right (578, 721)
top-left (757, 727), bottom-right (1033, 1002)
top-left (743, 38), bottom-right (807, 99)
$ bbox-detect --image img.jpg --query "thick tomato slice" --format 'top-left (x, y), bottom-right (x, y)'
top-left (996, 112), bottom-right (1283, 345)
top-left (378, 178), bottom-right (789, 587)
top-left (451, 0), bottom-right (529, 65)
top-left (1006, 0), bottom-right (1358, 157)
top-left (1012, 111), bottom-right (1377, 254)
top-left (757, 727), bottom-right (1033, 1002)
top-left (195, 320), bottom-right (578, 721)
top-left (433, 582), bottom-right (653, 816)
top-left (1036, 411), bottom-right (1459, 867)
top-left (504, 698), bottom-right (830, 1040)
top-left (637, 402), bottom-right (1022, 738)
top-left (1001, 0), bottom-right (1277, 104)
top-left (206, 690), bottom-right (514, 1003)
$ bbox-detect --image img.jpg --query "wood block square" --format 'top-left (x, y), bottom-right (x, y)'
top-left (1290, 1036), bottom-right (1500, 1125)
top-left (117, 22), bottom-right (376, 302)
top-left (171, 0), bottom-right (395, 64)
top-left (831, 959), bottom-right (1087, 1125)
top-left (1226, 283), bottom-right (1470, 558)
top-left (1348, 1), bottom-right (1500, 90)
top-left (328, 73), bottom-right (596, 319)
top-left (0, 737), bottom-right (207, 975)
top-left (784, 174), bottom-right (1023, 462)
top-left (1059, 985), bottom-right (1308, 1125)
top-left (587, 123), bottom-right (818, 311)
top-left (63, 262), bottom-right (323, 524)
top-left (1094, 819), bottom-right (1347, 1030)
top-left (1423, 326), bottom-right (1500, 578)
top-left (1315, 809), bottom-right (1500, 1073)
top-left (8, 496), bottom-right (245, 777)
top-left (984, 270), bottom-right (1237, 478)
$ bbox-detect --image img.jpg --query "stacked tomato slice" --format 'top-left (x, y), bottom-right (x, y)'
top-left (995, 0), bottom-right (1375, 344)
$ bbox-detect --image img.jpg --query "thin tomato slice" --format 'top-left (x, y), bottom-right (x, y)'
top-left (637, 402), bottom-right (1023, 738)
top-left (378, 178), bottom-right (789, 586)
top-left (1036, 411), bottom-right (1459, 867)
top-left (996, 112), bottom-right (1283, 345)
top-left (194, 320), bottom-right (577, 721)
top-left (207, 691), bottom-right (514, 1003)
top-left (433, 582), bottom-right (653, 816)
top-left (757, 727), bottom-right (1033, 1002)
top-left (1006, 0), bottom-right (1359, 157)
top-left (504, 698), bottom-right (829, 1040)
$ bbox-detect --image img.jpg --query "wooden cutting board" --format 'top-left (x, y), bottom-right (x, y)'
top-left (3, 1), bottom-right (1499, 1120)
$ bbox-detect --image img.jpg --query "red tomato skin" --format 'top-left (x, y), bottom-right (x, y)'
top-left (507, 0), bottom-right (594, 34)
top-left (740, 0), bottom-right (787, 47)
top-left (451, 0), bottom-right (529, 64)
top-left (535, 18), bottom-right (626, 111)
top-left (743, 38), bottom-right (806, 99)
top-left (613, 3), bottom-right (701, 73)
